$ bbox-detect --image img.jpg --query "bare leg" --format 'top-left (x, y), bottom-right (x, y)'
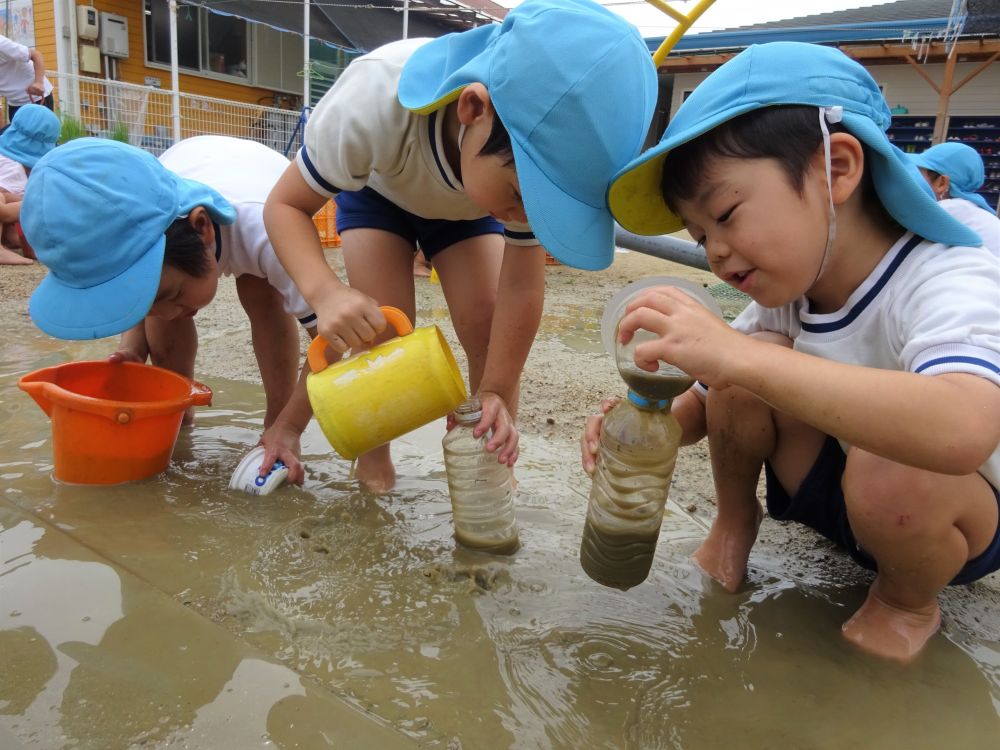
top-left (695, 370), bottom-right (826, 590)
top-left (433, 234), bottom-right (504, 395)
top-left (341, 228), bottom-right (417, 494)
top-left (841, 450), bottom-right (997, 662)
top-left (145, 315), bottom-right (198, 425)
top-left (413, 248), bottom-right (432, 278)
top-left (694, 384), bottom-right (773, 590)
top-left (0, 244), bottom-right (32, 265)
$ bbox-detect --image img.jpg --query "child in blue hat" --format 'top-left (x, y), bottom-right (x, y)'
top-left (584, 42), bottom-right (1000, 662)
top-left (910, 142), bottom-right (999, 254)
top-left (22, 137), bottom-right (318, 484)
top-left (264, 0), bottom-right (657, 493)
top-left (0, 103), bottom-right (59, 265)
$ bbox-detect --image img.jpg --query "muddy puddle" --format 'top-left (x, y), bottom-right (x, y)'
top-left (2, 327), bottom-right (999, 749)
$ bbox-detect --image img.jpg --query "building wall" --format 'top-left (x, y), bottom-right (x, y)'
top-left (35, 0), bottom-right (277, 105)
top-left (670, 60), bottom-right (1000, 122)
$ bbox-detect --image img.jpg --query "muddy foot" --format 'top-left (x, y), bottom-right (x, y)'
top-left (0, 246), bottom-right (33, 265)
top-left (356, 458), bottom-right (396, 495)
top-left (841, 585), bottom-right (941, 663)
top-left (691, 504), bottom-right (763, 592)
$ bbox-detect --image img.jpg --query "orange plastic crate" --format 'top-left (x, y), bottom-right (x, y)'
top-left (313, 201), bottom-right (342, 248)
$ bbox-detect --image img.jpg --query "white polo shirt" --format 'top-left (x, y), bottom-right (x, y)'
top-left (0, 35), bottom-right (53, 106)
top-left (159, 135), bottom-right (316, 326)
top-left (0, 152), bottom-right (26, 194)
top-left (722, 232), bottom-right (1000, 489)
top-left (297, 38), bottom-right (537, 247)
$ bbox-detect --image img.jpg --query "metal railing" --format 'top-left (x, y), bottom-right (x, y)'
top-left (50, 72), bottom-right (305, 157)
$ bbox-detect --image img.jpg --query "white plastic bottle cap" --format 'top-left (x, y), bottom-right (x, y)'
top-left (228, 445), bottom-right (289, 496)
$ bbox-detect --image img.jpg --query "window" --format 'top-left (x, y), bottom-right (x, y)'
top-left (144, 0), bottom-right (247, 79)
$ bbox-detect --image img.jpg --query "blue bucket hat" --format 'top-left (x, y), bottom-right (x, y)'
top-left (910, 142), bottom-right (992, 212)
top-left (25, 138), bottom-right (236, 340)
top-left (397, 0), bottom-right (657, 270)
top-left (0, 104), bottom-right (61, 167)
top-left (609, 42), bottom-right (981, 249)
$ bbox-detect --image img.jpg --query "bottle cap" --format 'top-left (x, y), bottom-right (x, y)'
top-left (228, 445), bottom-right (289, 496)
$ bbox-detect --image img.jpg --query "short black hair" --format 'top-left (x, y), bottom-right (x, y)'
top-left (478, 112), bottom-right (514, 167)
top-left (164, 217), bottom-right (211, 277)
top-left (661, 105), bottom-right (883, 220)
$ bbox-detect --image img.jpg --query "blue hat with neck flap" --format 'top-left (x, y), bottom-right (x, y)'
top-left (609, 41), bottom-right (981, 249)
top-left (398, 0), bottom-right (658, 270)
top-left (25, 138), bottom-right (236, 340)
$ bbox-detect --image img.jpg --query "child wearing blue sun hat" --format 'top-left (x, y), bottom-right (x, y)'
top-left (909, 142), bottom-right (999, 255)
top-left (265, 0), bottom-right (658, 493)
top-left (0, 103), bottom-right (60, 264)
top-left (583, 41), bottom-right (1000, 662)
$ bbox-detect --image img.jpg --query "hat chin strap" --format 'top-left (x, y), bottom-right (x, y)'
top-left (813, 106), bottom-right (843, 288)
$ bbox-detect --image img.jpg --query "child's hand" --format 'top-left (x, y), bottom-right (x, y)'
top-left (619, 286), bottom-right (741, 389)
top-left (314, 287), bottom-right (386, 355)
top-left (258, 423), bottom-right (305, 485)
top-left (106, 349), bottom-right (144, 364)
top-left (580, 397), bottom-right (619, 475)
top-left (476, 391), bottom-right (519, 466)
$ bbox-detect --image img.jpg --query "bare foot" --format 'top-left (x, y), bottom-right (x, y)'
top-left (413, 262), bottom-right (432, 278)
top-left (692, 504), bottom-right (763, 592)
top-left (0, 245), bottom-right (33, 265)
top-left (841, 584), bottom-right (941, 663)
top-left (356, 452), bottom-right (396, 494)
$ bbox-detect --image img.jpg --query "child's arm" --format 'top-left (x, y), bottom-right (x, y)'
top-left (474, 244), bottom-right (547, 466)
top-left (107, 321), bottom-right (150, 364)
top-left (26, 47), bottom-right (46, 97)
top-left (264, 164), bottom-right (385, 354)
top-left (620, 287), bottom-right (1000, 475)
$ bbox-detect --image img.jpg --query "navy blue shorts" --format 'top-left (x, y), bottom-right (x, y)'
top-left (334, 186), bottom-right (503, 260)
top-left (764, 436), bottom-right (1000, 585)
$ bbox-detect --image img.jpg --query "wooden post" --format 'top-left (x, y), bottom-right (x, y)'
top-left (932, 45), bottom-right (958, 144)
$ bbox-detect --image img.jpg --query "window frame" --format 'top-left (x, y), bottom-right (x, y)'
top-left (143, 0), bottom-right (252, 86)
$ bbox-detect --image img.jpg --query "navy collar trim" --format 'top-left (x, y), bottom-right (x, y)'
top-left (427, 110), bottom-right (457, 191)
top-left (801, 234), bottom-right (922, 334)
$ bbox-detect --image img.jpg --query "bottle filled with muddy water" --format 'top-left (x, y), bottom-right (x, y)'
top-left (443, 397), bottom-right (520, 555)
top-left (580, 329), bottom-right (690, 589)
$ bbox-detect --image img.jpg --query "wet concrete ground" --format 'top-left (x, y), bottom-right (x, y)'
top-left (2, 318), bottom-right (999, 749)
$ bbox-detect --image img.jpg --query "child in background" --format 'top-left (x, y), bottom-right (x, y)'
top-left (0, 103), bottom-right (59, 265)
top-left (22, 137), bottom-right (317, 483)
top-left (584, 42), bottom-right (1000, 662)
top-left (265, 0), bottom-right (657, 493)
top-left (910, 142), bottom-right (999, 254)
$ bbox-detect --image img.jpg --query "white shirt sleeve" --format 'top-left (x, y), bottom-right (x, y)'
top-left (296, 55), bottom-right (413, 198)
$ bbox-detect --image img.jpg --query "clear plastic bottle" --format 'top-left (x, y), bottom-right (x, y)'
top-left (580, 390), bottom-right (682, 590)
top-left (443, 397), bottom-right (520, 554)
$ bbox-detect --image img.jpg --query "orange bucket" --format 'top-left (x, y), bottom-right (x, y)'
top-left (18, 361), bottom-right (213, 485)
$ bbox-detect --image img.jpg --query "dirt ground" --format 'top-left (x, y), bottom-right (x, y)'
top-left (2, 245), bottom-right (998, 643)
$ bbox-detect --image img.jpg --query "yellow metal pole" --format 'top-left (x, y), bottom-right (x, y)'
top-left (650, 0), bottom-right (717, 67)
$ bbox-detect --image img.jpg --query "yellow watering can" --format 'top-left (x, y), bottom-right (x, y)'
top-left (306, 306), bottom-right (467, 460)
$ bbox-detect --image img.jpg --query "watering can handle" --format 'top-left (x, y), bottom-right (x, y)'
top-left (307, 306), bottom-right (413, 373)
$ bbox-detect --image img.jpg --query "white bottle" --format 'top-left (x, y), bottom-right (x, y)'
top-left (442, 397), bottom-right (520, 554)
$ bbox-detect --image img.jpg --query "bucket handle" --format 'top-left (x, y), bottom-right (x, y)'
top-left (189, 379), bottom-right (213, 406)
top-left (307, 306), bottom-right (413, 374)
